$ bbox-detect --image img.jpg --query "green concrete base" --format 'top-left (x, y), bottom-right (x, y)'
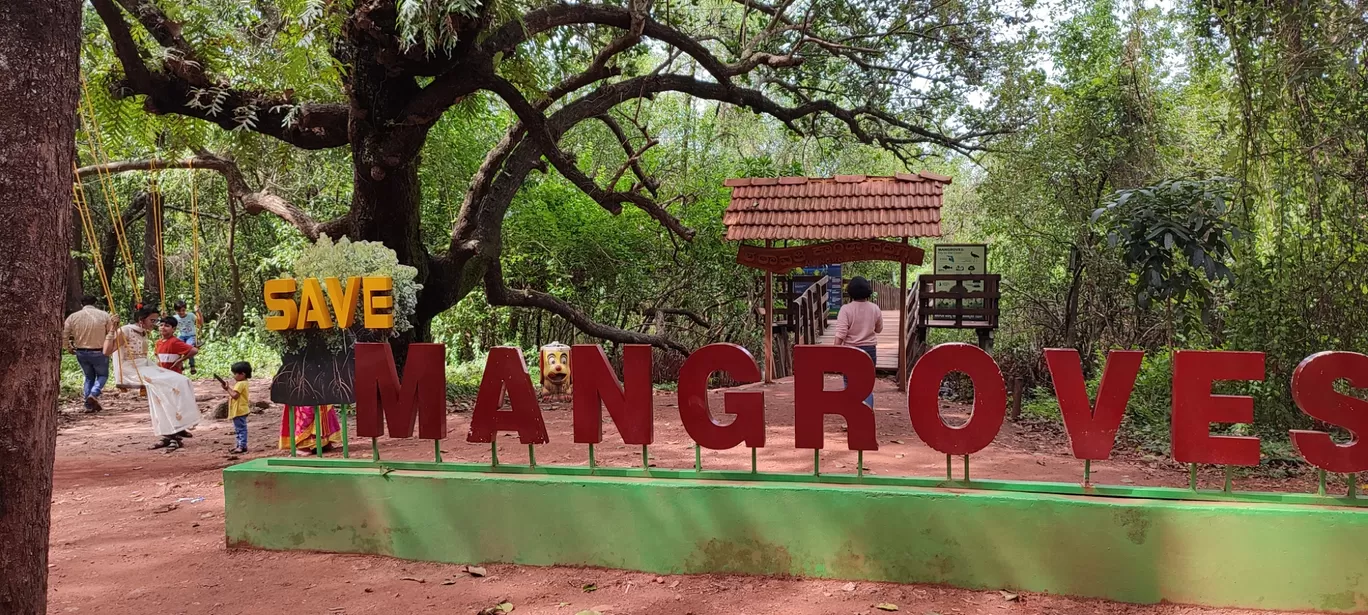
top-left (225, 459), bottom-right (1368, 612)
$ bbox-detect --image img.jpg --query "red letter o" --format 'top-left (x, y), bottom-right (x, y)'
top-left (907, 343), bottom-right (1006, 455)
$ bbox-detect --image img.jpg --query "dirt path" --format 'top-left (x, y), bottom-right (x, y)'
top-left (47, 376), bottom-right (1322, 614)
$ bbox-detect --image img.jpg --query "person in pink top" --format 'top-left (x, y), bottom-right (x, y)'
top-left (831, 276), bottom-right (883, 408)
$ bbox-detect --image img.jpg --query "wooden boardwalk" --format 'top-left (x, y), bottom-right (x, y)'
top-left (815, 309), bottom-right (902, 371)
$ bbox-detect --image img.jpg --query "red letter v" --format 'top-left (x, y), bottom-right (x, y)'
top-left (1045, 349), bottom-right (1142, 460)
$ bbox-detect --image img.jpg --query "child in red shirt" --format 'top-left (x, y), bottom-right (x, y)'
top-left (155, 316), bottom-right (197, 373)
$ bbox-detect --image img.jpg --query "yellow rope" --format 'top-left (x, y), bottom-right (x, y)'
top-left (150, 160), bottom-right (167, 313)
top-left (72, 166), bottom-right (146, 386)
top-left (71, 165), bottom-right (115, 313)
top-left (189, 162), bottom-right (202, 314)
top-left (77, 75), bottom-right (141, 300)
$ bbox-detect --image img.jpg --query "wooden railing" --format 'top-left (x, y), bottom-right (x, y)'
top-left (770, 274), bottom-right (830, 379)
top-left (914, 274), bottom-right (1002, 329)
top-left (791, 275), bottom-right (831, 345)
top-left (870, 281), bottom-right (900, 310)
top-left (905, 274), bottom-right (1001, 363)
top-left (905, 282), bottom-right (921, 365)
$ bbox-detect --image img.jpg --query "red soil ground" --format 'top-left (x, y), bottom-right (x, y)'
top-left (47, 376), bottom-right (1338, 615)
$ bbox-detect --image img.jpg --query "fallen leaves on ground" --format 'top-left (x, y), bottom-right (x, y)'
top-left (999, 590), bottom-right (1019, 601)
top-left (477, 601), bottom-right (514, 615)
top-left (465, 565), bottom-right (487, 577)
top-left (875, 603), bottom-right (899, 611)
top-left (399, 576), bottom-right (425, 583)
top-left (581, 583), bottom-right (598, 593)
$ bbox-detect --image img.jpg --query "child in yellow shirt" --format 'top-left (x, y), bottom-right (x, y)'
top-left (222, 361), bottom-right (252, 454)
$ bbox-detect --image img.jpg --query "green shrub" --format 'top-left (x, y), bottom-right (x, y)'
top-left (58, 353), bottom-right (84, 400)
top-left (192, 317), bottom-right (282, 380)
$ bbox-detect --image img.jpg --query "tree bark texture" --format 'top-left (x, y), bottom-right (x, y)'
top-left (0, 1), bottom-right (81, 612)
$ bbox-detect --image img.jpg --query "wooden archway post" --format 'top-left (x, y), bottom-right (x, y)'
top-left (897, 237), bottom-right (909, 391)
top-left (763, 239), bottom-right (774, 383)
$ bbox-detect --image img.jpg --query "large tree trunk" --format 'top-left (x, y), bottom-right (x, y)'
top-left (334, 42), bottom-right (433, 356)
top-left (66, 255), bottom-right (86, 314)
top-left (0, 1), bottom-right (81, 612)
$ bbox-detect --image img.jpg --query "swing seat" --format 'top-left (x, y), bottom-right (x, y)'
top-left (115, 383), bottom-right (147, 396)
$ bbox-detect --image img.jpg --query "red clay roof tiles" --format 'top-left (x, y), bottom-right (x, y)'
top-left (723, 173), bottom-right (950, 241)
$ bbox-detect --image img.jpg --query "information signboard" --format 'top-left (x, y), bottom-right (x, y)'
top-left (933, 244), bottom-right (988, 318)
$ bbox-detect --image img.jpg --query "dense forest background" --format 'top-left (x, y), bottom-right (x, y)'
top-left (66, 0), bottom-right (1368, 453)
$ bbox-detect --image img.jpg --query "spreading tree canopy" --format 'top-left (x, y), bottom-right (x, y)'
top-left (88, 0), bottom-right (1028, 353)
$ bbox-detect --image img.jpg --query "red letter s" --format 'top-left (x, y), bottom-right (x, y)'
top-left (1290, 351), bottom-right (1368, 473)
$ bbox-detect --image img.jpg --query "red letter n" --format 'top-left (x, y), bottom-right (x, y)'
top-left (572, 344), bottom-right (653, 445)
top-left (354, 342), bottom-right (447, 439)
top-left (1045, 349), bottom-right (1142, 460)
top-left (793, 345), bottom-right (877, 450)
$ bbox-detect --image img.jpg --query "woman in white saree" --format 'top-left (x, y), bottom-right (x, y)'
top-left (103, 306), bottom-right (201, 449)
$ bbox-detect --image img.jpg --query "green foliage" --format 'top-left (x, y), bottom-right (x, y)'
top-left (59, 354), bottom-right (85, 400)
top-left (194, 317), bottom-right (283, 380)
top-left (1095, 177), bottom-right (1239, 311)
top-left (65, 0), bottom-right (1368, 450)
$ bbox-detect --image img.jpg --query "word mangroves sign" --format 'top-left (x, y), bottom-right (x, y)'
top-left (354, 342), bottom-right (1368, 473)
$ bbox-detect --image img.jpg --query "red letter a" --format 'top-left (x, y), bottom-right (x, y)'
top-left (1045, 349), bottom-right (1142, 460)
top-left (1290, 351), bottom-right (1368, 473)
top-left (793, 345), bottom-right (877, 450)
top-left (572, 344), bottom-right (653, 445)
top-left (467, 347), bottom-right (549, 444)
top-left (354, 342), bottom-right (447, 439)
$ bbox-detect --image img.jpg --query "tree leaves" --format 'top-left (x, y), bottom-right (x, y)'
top-left (1095, 177), bottom-right (1240, 312)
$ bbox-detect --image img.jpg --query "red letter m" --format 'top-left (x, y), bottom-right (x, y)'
top-left (355, 342), bottom-right (447, 439)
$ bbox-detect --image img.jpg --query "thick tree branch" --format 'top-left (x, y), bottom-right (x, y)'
top-left (487, 76), bottom-right (696, 241)
top-left (484, 260), bottom-right (689, 354)
top-left (597, 114), bottom-right (659, 196)
top-left (551, 73), bottom-right (990, 157)
top-left (91, 0), bottom-right (350, 150)
top-left (642, 307), bottom-right (711, 328)
top-left (76, 154), bottom-right (330, 240)
top-left (482, 4), bottom-right (798, 85)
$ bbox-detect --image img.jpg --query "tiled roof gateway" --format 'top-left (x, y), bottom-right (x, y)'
top-left (722, 172), bottom-right (951, 241)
